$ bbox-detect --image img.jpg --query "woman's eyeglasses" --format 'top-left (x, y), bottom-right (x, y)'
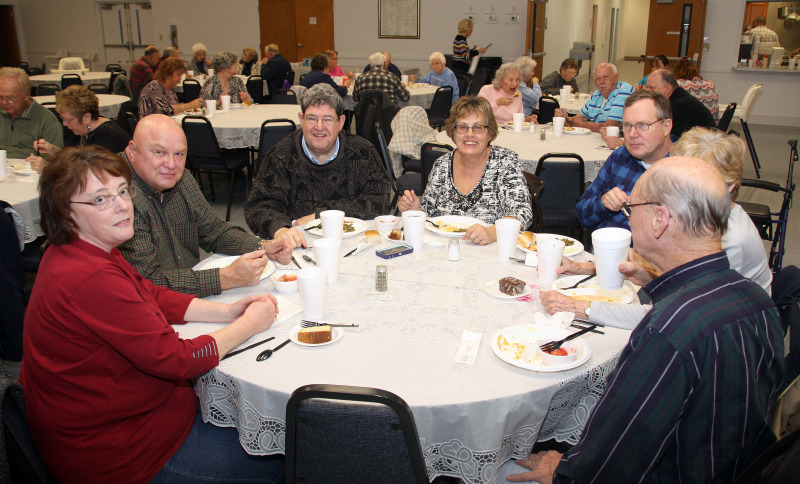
top-left (71, 186), bottom-right (135, 211)
top-left (454, 124), bottom-right (489, 134)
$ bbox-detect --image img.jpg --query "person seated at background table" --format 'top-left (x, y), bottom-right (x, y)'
top-left (673, 56), bottom-right (720, 121)
top-left (199, 51), bottom-right (252, 105)
top-left (118, 114), bottom-right (290, 297)
top-left (540, 127), bottom-right (772, 329)
top-left (156, 46), bottom-right (180, 71)
top-left (398, 96), bottom-right (532, 245)
top-left (556, 62), bottom-right (632, 132)
top-left (635, 54), bottom-right (669, 89)
top-left (187, 42), bottom-right (211, 75)
top-left (26, 85), bottom-right (130, 173)
top-left (352, 52), bottom-right (409, 105)
top-left (478, 63), bottom-right (537, 124)
top-left (245, 84), bottom-right (391, 249)
top-left (362, 51), bottom-right (402, 79)
top-left (539, 58), bottom-right (579, 96)
top-left (0, 67), bottom-right (62, 159)
top-left (645, 69), bottom-right (716, 138)
top-left (261, 43), bottom-right (292, 100)
top-left (577, 90), bottom-right (675, 231)
top-left (324, 49), bottom-right (352, 78)
top-left (409, 51), bottom-right (459, 104)
top-left (130, 45), bottom-right (160, 103)
top-left (138, 57), bottom-right (202, 118)
top-left (300, 53), bottom-right (351, 97)
top-left (237, 46), bottom-right (262, 77)
top-left (505, 156), bottom-right (783, 484)
top-left (452, 18), bottom-right (486, 77)
top-left (514, 56), bottom-right (542, 117)
top-left (20, 145), bottom-right (286, 484)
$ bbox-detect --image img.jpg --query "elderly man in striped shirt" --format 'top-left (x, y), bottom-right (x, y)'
top-left (508, 157), bottom-right (783, 483)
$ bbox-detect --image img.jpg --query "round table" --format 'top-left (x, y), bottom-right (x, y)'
top-left (1, 160), bottom-right (43, 243)
top-left (29, 72), bottom-right (112, 88)
top-left (436, 128), bottom-right (613, 183)
top-left (556, 93), bottom-right (591, 115)
top-left (176, 226), bottom-right (631, 483)
top-left (33, 94), bottom-right (131, 119)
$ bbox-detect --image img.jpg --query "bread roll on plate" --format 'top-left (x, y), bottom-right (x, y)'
top-left (517, 231), bottom-right (536, 249)
top-left (364, 230), bottom-right (381, 243)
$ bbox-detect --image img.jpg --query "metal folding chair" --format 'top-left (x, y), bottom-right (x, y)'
top-left (739, 83), bottom-right (763, 178)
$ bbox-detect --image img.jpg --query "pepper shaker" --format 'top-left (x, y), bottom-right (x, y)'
top-left (375, 265), bottom-right (388, 292)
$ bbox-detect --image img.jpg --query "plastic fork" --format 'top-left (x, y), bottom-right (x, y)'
top-left (539, 325), bottom-right (597, 353)
top-left (256, 339), bottom-right (291, 361)
top-left (300, 320), bottom-right (359, 328)
top-left (560, 275), bottom-right (595, 290)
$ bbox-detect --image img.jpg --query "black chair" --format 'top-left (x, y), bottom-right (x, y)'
top-left (717, 102), bottom-right (737, 132)
top-left (298, 74), bottom-right (306, 84)
top-left (522, 171), bottom-right (545, 232)
top-left (116, 110), bottom-right (139, 137)
top-left (419, 142), bottom-right (453, 194)
top-left (455, 74), bottom-right (471, 98)
top-left (256, 118), bottom-right (296, 175)
top-left (246, 75), bottom-right (266, 104)
top-left (285, 70), bottom-right (295, 86)
top-left (356, 89), bottom-right (391, 145)
top-left (3, 382), bottom-right (53, 483)
top-left (28, 67), bottom-right (43, 76)
top-left (36, 83), bottom-right (59, 96)
top-left (110, 71), bottom-right (131, 98)
top-left (18, 62), bottom-right (29, 74)
top-left (534, 153), bottom-right (586, 241)
top-left (105, 63), bottom-right (122, 72)
top-left (61, 73), bottom-right (82, 89)
top-left (181, 116), bottom-right (251, 221)
top-left (426, 86), bottom-right (454, 130)
top-left (377, 123), bottom-right (422, 213)
top-left (87, 83), bottom-right (108, 94)
top-left (182, 79), bottom-right (201, 102)
top-left (537, 96), bottom-right (560, 125)
top-left (285, 384), bottom-right (429, 484)
top-left (271, 89), bottom-right (297, 105)
top-left (467, 69), bottom-right (489, 96)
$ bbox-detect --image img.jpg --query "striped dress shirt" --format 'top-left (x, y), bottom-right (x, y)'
top-left (580, 81), bottom-right (633, 123)
top-left (554, 253), bottom-right (784, 483)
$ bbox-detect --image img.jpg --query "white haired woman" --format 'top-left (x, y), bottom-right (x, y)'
top-left (514, 56), bottom-right (542, 117)
top-left (200, 51), bottom-right (251, 104)
top-left (477, 63), bottom-right (537, 124)
top-left (187, 42), bottom-right (211, 75)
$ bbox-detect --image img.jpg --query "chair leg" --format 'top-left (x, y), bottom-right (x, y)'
top-left (226, 172), bottom-right (236, 222)
top-left (206, 172), bottom-right (216, 202)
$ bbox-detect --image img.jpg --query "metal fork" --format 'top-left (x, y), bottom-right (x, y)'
top-left (300, 320), bottom-right (359, 328)
top-left (539, 325), bottom-right (596, 353)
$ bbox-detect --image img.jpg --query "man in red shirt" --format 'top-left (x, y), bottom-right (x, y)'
top-left (130, 45), bottom-right (161, 103)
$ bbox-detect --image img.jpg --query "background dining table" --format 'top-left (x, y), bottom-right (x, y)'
top-left (176, 222), bottom-right (632, 483)
top-left (289, 82), bottom-right (439, 111)
top-left (1, 160), bottom-right (43, 243)
top-left (28, 71), bottom-right (112, 88)
top-left (33, 94), bottom-right (131, 119)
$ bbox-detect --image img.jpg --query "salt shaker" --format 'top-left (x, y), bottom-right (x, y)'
top-left (448, 238), bottom-right (460, 261)
top-left (540, 127), bottom-right (546, 140)
top-left (375, 265), bottom-right (388, 292)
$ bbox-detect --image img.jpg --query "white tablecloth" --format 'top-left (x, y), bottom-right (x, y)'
top-left (556, 93), bottom-right (591, 115)
top-left (435, 129), bottom-right (612, 183)
top-left (1, 161), bottom-right (42, 243)
top-left (342, 83), bottom-right (438, 111)
top-left (33, 94), bottom-right (131, 119)
top-left (172, 104), bottom-right (302, 150)
top-left (176, 229), bottom-right (631, 483)
top-left (29, 72), bottom-right (112, 88)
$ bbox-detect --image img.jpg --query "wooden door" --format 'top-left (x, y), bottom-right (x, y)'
top-left (259, 0), bottom-right (297, 61)
top-left (742, 2), bottom-right (770, 31)
top-left (525, 0), bottom-right (547, 80)
top-left (0, 6), bottom-right (20, 68)
top-left (259, 0), bottom-right (334, 63)
top-left (643, 0), bottom-right (707, 77)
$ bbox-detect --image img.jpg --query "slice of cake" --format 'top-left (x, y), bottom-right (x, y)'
top-left (297, 325), bottom-right (332, 344)
top-left (499, 277), bottom-right (526, 296)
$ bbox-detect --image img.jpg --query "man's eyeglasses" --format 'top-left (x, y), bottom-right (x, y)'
top-left (303, 115), bottom-right (338, 126)
top-left (622, 119), bottom-right (662, 133)
top-left (0, 95), bottom-right (18, 103)
top-left (454, 124), bottom-right (488, 134)
top-left (621, 201), bottom-right (658, 219)
top-left (71, 186), bottom-right (135, 211)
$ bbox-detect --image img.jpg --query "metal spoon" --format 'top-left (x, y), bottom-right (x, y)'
top-left (256, 339), bottom-right (291, 361)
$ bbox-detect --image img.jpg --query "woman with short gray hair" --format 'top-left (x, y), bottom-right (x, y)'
top-left (187, 42), bottom-right (211, 75)
top-left (199, 52), bottom-right (251, 104)
top-left (514, 56), bottom-right (542, 117)
top-left (478, 63), bottom-right (536, 124)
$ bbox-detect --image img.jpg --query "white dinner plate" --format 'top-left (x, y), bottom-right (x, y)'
top-left (505, 121), bottom-right (532, 128)
top-left (289, 324), bottom-right (344, 347)
top-left (492, 325), bottom-right (592, 372)
top-left (554, 276), bottom-right (636, 304)
top-left (193, 256), bottom-right (276, 281)
top-left (305, 218), bottom-right (367, 238)
top-left (425, 215), bottom-right (487, 237)
top-left (10, 165), bottom-right (36, 176)
top-left (484, 279), bottom-right (531, 300)
top-left (517, 233), bottom-right (584, 257)
top-left (230, 103), bottom-right (243, 109)
top-left (563, 127), bottom-right (591, 135)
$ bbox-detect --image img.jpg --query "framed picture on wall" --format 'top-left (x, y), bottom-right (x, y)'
top-left (379, 0), bottom-right (420, 39)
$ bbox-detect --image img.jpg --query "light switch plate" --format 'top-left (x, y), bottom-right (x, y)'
top-left (506, 14), bottom-right (520, 24)
top-left (485, 14), bottom-right (497, 24)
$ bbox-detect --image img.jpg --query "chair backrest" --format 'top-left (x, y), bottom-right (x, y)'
top-left (87, 83), bottom-right (108, 94)
top-left (28, 67), bottom-right (43, 76)
top-left (522, 171), bottom-right (545, 232)
top-left (538, 96), bottom-right (560, 124)
top-left (534, 152), bottom-right (585, 229)
top-left (285, 384), bottom-right (429, 484)
top-left (717, 102), bottom-right (737, 132)
top-left (356, 89), bottom-right (389, 135)
top-left (58, 57), bottom-right (85, 71)
top-left (61, 73), bottom-right (82, 89)
top-left (36, 84), bottom-right (59, 96)
top-left (182, 79), bottom-right (201, 102)
top-left (111, 73), bottom-right (131, 98)
top-left (468, 68), bottom-right (489, 95)
top-left (285, 70), bottom-right (295, 86)
top-left (298, 73), bottom-right (306, 84)
top-left (105, 63), bottom-right (122, 72)
top-left (246, 75), bottom-right (266, 104)
top-left (358, 100), bottom-right (379, 149)
top-left (18, 62), bottom-right (29, 74)
top-left (181, 115), bottom-right (227, 168)
top-left (427, 86), bottom-right (454, 120)
top-left (455, 74), bottom-right (470, 98)
top-left (376, 123), bottom-right (398, 191)
top-left (257, 118), bottom-right (296, 174)
top-left (2, 377), bottom-right (52, 484)
top-left (419, 142), bottom-right (453, 194)
top-left (740, 83), bottom-right (763, 123)
top-left (271, 89), bottom-right (298, 105)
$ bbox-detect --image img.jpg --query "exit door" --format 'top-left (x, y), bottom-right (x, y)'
top-left (259, 0), bottom-right (334, 63)
top-left (643, 0), bottom-right (707, 77)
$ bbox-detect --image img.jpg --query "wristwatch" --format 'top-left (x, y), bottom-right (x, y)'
top-left (583, 305), bottom-right (591, 318)
top-left (258, 239), bottom-right (268, 251)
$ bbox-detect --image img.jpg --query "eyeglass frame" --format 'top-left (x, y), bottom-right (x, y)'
top-left (621, 201), bottom-right (659, 219)
top-left (454, 124), bottom-right (489, 134)
top-left (621, 119), bottom-right (663, 133)
top-left (302, 114), bottom-right (339, 126)
top-left (70, 185), bottom-right (135, 211)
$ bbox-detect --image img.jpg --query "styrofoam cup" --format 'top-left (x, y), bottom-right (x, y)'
top-left (560, 88), bottom-right (569, 104)
top-left (495, 218), bottom-right (521, 261)
top-left (313, 237), bottom-right (341, 284)
top-left (606, 126), bottom-right (620, 138)
top-left (205, 100), bottom-right (216, 118)
top-left (0, 150), bottom-right (6, 178)
top-left (220, 94), bottom-right (231, 111)
top-left (320, 210), bottom-right (345, 239)
top-left (207, 68), bottom-right (215, 77)
top-left (537, 239), bottom-right (565, 283)
top-left (512, 112), bottom-right (524, 133)
top-left (297, 267), bottom-right (328, 319)
top-left (187, 70), bottom-right (194, 77)
top-left (401, 210), bottom-right (426, 251)
top-left (374, 215), bottom-right (399, 237)
top-left (592, 227), bottom-right (632, 289)
top-left (553, 116), bottom-right (565, 137)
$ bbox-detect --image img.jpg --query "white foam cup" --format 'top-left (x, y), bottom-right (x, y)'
top-left (552, 116), bottom-right (565, 137)
top-left (560, 88), bottom-right (569, 104)
top-left (592, 227), bottom-right (632, 289)
top-left (537, 238), bottom-right (565, 284)
top-left (374, 215), bottom-right (399, 237)
top-left (207, 68), bottom-right (215, 78)
top-left (401, 210), bottom-right (426, 251)
top-left (313, 237), bottom-right (341, 284)
top-left (401, 75), bottom-right (409, 86)
top-left (220, 94), bottom-right (231, 111)
top-left (320, 210), bottom-right (345, 239)
top-left (0, 150), bottom-right (6, 177)
top-left (187, 70), bottom-right (194, 77)
top-left (495, 218), bottom-right (521, 261)
top-left (205, 100), bottom-right (216, 118)
top-left (606, 126), bottom-right (620, 138)
top-left (512, 112), bottom-right (525, 133)
top-left (297, 267), bottom-right (328, 319)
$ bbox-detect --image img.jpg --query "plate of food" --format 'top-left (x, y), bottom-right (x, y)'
top-left (484, 277), bottom-right (531, 299)
top-left (10, 163), bottom-right (36, 176)
top-left (492, 325), bottom-right (592, 372)
top-left (425, 215), bottom-right (486, 237)
top-left (563, 127), bottom-right (592, 135)
top-left (517, 232), bottom-right (584, 257)
top-left (193, 256), bottom-right (276, 281)
top-left (505, 121), bottom-right (532, 128)
top-left (289, 324), bottom-right (344, 347)
top-left (230, 103), bottom-right (243, 109)
top-left (554, 275), bottom-right (636, 304)
top-left (304, 218), bottom-right (368, 238)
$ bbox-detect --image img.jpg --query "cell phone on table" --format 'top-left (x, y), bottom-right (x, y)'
top-left (376, 244), bottom-right (413, 259)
